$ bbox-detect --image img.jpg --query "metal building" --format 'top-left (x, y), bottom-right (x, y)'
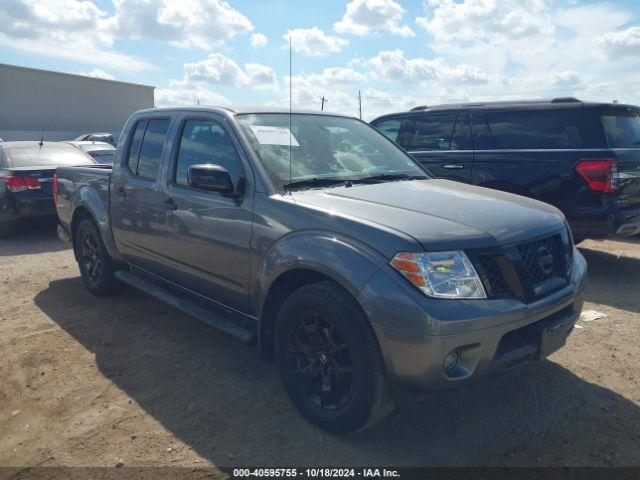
top-left (0, 63), bottom-right (155, 141)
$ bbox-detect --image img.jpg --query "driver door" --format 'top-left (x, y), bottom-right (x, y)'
top-left (155, 114), bottom-right (254, 313)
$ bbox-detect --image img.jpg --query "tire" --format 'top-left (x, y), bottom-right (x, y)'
top-left (275, 281), bottom-right (393, 433)
top-left (75, 218), bottom-right (121, 296)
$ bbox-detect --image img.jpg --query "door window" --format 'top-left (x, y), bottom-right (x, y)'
top-left (450, 115), bottom-right (473, 150)
top-left (404, 113), bottom-right (458, 151)
top-left (174, 119), bottom-right (241, 187)
top-left (372, 117), bottom-right (404, 142)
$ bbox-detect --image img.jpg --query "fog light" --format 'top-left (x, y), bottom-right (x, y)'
top-left (443, 350), bottom-right (459, 373)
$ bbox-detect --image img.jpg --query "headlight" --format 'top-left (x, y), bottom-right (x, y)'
top-left (391, 251), bottom-right (486, 299)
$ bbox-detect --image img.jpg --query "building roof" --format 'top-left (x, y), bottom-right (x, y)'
top-left (0, 63), bottom-right (155, 90)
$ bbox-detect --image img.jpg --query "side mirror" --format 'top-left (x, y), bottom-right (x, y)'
top-left (187, 163), bottom-right (237, 195)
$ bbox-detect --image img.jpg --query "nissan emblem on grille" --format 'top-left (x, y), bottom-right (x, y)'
top-left (536, 245), bottom-right (555, 276)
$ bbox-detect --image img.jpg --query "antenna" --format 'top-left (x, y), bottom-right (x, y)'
top-left (288, 35), bottom-right (293, 193)
top-left (320, 96), bottom-right (327, 111)
top-left (38, 130), bottom-right (44, 147)
top-left (358, 90), bottom-right (362, 120)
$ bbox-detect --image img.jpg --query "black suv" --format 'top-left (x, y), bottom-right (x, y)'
top-left (371, 98), bottom-right (640, 241)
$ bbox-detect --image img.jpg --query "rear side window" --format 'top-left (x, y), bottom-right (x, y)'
top-left (126, 120), bottom-right (147, 174)
top-left (175, 119), bottom-right (241, 187)
top-left (602, 108), bottom-right (640, 148)
top-left (126, 119), bottom-right (170, 180)
top-left (485, 109), bottom-right (590, 149)
top-left (373, 117), bottom-right (403, 142)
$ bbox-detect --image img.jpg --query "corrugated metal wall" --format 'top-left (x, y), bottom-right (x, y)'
top-left (0, 63), bottom-right (155, 141)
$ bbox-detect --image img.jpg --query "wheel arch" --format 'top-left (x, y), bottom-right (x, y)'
top-left (70, 187), bottom-right (124, 263)
top-left (255, 232), bottom-right (387, 361)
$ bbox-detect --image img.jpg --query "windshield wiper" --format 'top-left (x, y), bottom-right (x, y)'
top-left (349, 173), bottom-right (427, 184)
top-left (283, 177), bottom-right (348, 191)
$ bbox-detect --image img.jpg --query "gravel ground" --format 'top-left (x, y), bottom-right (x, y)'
top-left (1, 225), bottom-right (639, 471)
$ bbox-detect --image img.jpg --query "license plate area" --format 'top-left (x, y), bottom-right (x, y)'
top-left (539, 318), bottom-right (570, 359)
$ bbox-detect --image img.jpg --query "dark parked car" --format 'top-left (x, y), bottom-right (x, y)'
top-left (0, 141), bottom-right (95, 236)
top-left (74, 132), bottom-right (117, 146)
top-left (56, 107), bottom-right (586, 432)
top-left (371, 98), bottom-right (640, 242)
top-left (65, 141), bottom-right (116, 164)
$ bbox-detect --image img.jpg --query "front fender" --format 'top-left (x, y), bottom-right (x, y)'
top-left (253, 231), bottom-right (389, 318)
top-left (72, 186), bottom-right (124, 263)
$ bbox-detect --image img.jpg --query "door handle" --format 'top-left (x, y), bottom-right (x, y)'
top-left (443, 164), bottom-right (464, 169)
top-left (163, 197), bottom-right (178, 210)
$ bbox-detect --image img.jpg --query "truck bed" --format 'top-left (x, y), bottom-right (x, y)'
top-left (56, 164), bottom-right (112, 233)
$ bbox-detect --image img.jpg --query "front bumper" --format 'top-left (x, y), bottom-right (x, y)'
top-left (359, 248), bottom-right (587, 391)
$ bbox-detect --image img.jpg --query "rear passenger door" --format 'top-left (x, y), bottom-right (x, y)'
top-left (111, 116), bottom-right (171, 272)
top-left (402, 110), bottom-right (473, 183)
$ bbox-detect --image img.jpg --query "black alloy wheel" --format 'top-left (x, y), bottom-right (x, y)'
top-left (287, 310), bottom-right (355, 411)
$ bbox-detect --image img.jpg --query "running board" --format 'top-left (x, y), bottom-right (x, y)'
top-left (114, 270), bottom-right (256, 345)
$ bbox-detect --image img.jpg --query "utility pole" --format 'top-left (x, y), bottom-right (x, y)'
top-left (358, 90), bottom-right (362, 120)
top-left (320, 96), bottom-right (327, 111)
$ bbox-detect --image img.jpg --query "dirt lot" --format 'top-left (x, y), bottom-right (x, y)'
top-left (1, 226), bottom-right (639, 471)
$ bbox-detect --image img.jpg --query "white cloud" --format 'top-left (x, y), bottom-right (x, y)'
top-left (86, 68), bottom-right (116, 80)
top-left (551, 70), bottom-right (581, 86)
top-left (367, 49), bottom-right (490, 85)
top-left (283, 73), bottom-right (413, 120)
top-left (244, 63), bottom-right (278, 89)
top-left (416, 0), bottom-right (553, 44)
top-left (109, 0), bottom-right (253, 49)
top-left (0, 34), bottom-right (152, 72)
top-left (308, 67), bottom-right (366, 85)
top-left (0, 0), bottom-right (151, 71)
top-left (156, 80), bottom-right (231, 107)
top-left (334, 0), bottom-right (414, 37)
top-left (284, 27), bottom-right (348, 57)
top-left (250, 32), bottom-right (268, 47)
top-left (0, 0), bottom-right (110, 39)
top-left (184, 53), bottom-right (277, 90)
top-left (599, 26), bottom-right (640, 58)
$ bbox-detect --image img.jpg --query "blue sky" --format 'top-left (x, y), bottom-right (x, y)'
top-left (1, 0), bottom-right (640, 119)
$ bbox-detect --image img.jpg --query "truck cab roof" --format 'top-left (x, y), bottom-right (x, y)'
top-left (132, 105), bottom-right (356, 119)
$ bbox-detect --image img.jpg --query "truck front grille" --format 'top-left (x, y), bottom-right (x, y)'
top-left (517, 234), bottom-right (565, 288)
top-left (474, 254), bottom-right (514, 298)
top-left (471, 232), bottom-right (571, 303)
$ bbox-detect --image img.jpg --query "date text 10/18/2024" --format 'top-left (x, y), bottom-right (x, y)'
top-left (232, 468), bottom-right (401, 478)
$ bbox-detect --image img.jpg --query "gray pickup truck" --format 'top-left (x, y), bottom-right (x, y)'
top-left (55, 106), bottom-right (587, 433)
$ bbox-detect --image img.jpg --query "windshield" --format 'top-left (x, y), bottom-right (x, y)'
top-left (236, 113), bottom-right (427, 190)
top-left (602, 108), bottom-right (640, 148)
top-left (6, 144), bottom-right (94, 167)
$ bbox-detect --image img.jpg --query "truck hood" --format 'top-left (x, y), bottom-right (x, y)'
top-left (292, 179), bottom-right (565, 250)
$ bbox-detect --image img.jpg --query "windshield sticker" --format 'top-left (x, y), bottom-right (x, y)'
top-left (250, 126), bottom-right (300, 146)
